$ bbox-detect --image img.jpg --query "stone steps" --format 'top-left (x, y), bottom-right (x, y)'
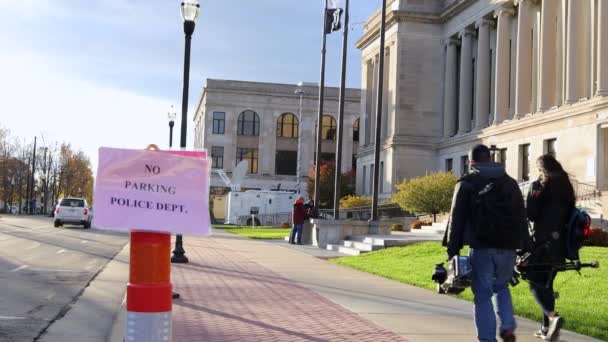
top-left (415, 222), bottom-right (446, 235)
top-left (326, 244), bottom-right (365, 256)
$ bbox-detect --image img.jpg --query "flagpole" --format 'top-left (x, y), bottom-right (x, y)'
top-left (333, 0), bottom-right (349, 220)
top-left (370, 0), bottom-right (387, 222)
top-left (313, 0), bottom-right (329, 208)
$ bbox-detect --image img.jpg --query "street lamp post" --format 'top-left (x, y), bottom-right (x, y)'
top-left (168, 106), bottom-right (176, 148)
top-left (171, 0), bottom-right (200, 264)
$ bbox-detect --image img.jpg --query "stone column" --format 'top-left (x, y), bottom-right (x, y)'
top-left (539, 0), bottom-right (558, 110)
top-left (597, 0), bottom-right (608, 96)
top-left (493, 7), bottom-right (514, 124)
top-left (566, 0), bottom-right (582, 103)
top-left (514, 0), bottom-right (533, 117)
top-left (443, 38), bottom-right (459, 137)
top-left (474, 19), bottom-right (493, 130)
top-left (458, 28), bottom-right (475, 134)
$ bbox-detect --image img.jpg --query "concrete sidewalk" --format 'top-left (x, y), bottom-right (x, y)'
top-left (171, 230), bottom-right (601, 342)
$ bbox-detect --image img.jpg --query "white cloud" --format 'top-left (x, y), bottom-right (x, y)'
top-left (0, 50), bottom-right (181, 174)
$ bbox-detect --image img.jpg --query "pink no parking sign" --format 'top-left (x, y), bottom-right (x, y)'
top-left (92, 147), bottom-right (211, 235)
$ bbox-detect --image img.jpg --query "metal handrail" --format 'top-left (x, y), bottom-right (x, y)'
top-left (519, 179), bottom-right (601, 201)
top-left (236, 212), bottom-right (292, 226)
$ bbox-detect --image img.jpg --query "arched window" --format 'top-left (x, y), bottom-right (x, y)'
top-left (276, 113), bottom-right (299, 138)
top-left (353, 118), bottom-right (360, 142)
top-left (322, 115), bottom-right (336, 140)
top-left (237, 110), bottom-right (260, 136)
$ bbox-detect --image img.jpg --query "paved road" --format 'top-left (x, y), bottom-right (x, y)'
top-left (0, 215), bottom-right (128, 342)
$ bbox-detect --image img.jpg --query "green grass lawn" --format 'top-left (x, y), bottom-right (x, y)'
top-left (214, 225), bottom-right (291, 240)
top-left (333, 242), bottom-right (608, 341)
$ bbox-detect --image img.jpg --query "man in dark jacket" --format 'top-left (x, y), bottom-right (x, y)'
top-left (289, 198), bottom-right (307, 245)
top-left (443, 144), bottom-right (528, 342)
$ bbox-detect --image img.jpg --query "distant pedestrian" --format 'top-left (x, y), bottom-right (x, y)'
top-left (289, 198), bottom-right (306, 245)
top-left (443, 144), bottom-right (528, 342)
top-left (525, 154), bottom-right (575, 341)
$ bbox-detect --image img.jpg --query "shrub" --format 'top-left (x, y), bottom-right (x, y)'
top-left (340, 195), bottom-right (372, 208)
top-left (392, 172), bottom-right (458, 222)
top-left (585, 228), bottom-right (608, 247)
top-left (391, 224), bottom-right (404, 232)
top-left (409, 219), bottom-right (433, 230)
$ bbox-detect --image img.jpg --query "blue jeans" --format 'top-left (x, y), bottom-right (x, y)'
top-left (470, 248), bottom-right (517, 342)
top-left (289, 224), bottom-right (303, 244)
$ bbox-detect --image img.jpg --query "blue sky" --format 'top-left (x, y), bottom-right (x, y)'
top-left (0, 0), bottom-right (378, 170)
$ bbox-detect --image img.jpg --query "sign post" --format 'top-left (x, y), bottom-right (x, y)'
top-left (93, 145), bottom-right (210, 342)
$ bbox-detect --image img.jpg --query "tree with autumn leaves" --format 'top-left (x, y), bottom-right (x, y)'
top-left (307, 161), bottom-right (355, 209)
top-left (0, 127), bottom-right (94, 214)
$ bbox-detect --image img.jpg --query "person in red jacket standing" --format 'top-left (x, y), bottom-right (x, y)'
top-left (289, 198), bottom-right (307, 245)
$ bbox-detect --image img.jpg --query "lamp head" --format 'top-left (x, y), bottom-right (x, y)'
top-left (181, 0), bottom-right (200, 23)
top-left (168, 106), bottom-right (177, 123)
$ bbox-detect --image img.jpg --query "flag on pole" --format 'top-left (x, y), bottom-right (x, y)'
top-left (325, 0), bottom-right (343, 34)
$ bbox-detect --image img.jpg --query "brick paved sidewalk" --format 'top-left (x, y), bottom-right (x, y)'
top-left (171, 236), bottom-right (407, 342)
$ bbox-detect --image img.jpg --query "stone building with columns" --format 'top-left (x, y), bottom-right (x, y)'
top-left (356, 0), bottom-right (608, 207)
top-left (193, 79), bottom-right (361, 208)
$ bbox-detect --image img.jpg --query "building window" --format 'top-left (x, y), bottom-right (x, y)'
top-left (212, 112), bottom-right (225, 134)
top-left (237, 110), bottom-right (260, 136)
top-left (353, 118), bottom-right (360, 142)
top-left (322, 115), bottom-right (337, 140)
top-left (211, 146), bottom-right (224, 169)
top-left (520, 144), bottom-right (530, 181)
top-left (545, 138), bottom-right (557, 158)
top-left (445, 158), bottom-right (453, 172)
top-left (461, 155), bottom-right (469, 176)
top-left (499, 148), bottom-right (507, 165)
top-left (277, 113), bottom-right (299, 138)
top-left (275, 150), bottom-right (297, 175)
top-left (236, 148), bottom-right (259, 174)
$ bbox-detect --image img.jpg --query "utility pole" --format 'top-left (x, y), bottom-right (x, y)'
top-left (30, 137), bottom-right (37, 215)
top-left (370, 0), bottom-right (387, 222)
top-left (333, 0), bottom-right (349, 220)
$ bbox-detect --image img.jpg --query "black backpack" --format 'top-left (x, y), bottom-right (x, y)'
top-left (465, 174), bottom-right (522, 248)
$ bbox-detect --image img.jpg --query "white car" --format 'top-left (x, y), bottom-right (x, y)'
top-left (54, 197), bottom-right (92, 228)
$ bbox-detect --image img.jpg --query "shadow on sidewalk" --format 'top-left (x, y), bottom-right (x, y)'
top-left (173, 300), bottom-right (331, 342)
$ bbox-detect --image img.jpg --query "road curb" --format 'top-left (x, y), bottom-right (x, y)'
top-left (108, 295), bottom-right (126, 342)
top-left (38, 242), bottom-right (130, 342)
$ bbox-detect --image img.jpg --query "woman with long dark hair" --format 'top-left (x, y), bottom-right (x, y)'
top-left (526, 154), bottom-right (576, 341)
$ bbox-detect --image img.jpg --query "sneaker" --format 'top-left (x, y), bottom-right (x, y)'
top-left (546, 316), bottom-right (563, 341)
top-left (500, 329), bottom-right (516, 342)
top-left (533, 327), bottom-right (548, 339)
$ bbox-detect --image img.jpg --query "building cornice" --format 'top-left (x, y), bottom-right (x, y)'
top-left (356, 0), bottom-right (480, 50)
top-left (438, 97), bottom-right (608, 149)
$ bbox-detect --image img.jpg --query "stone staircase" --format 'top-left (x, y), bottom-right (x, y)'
top-left (325, 224), bottom-right (446, 256)
top-left (417, 221), bottom-right (447, 235)
top-left (326, 235), bottom-right (412, 256)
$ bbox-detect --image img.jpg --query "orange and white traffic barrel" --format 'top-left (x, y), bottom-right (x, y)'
top-left (126, 231), bottom-right (172, 342)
